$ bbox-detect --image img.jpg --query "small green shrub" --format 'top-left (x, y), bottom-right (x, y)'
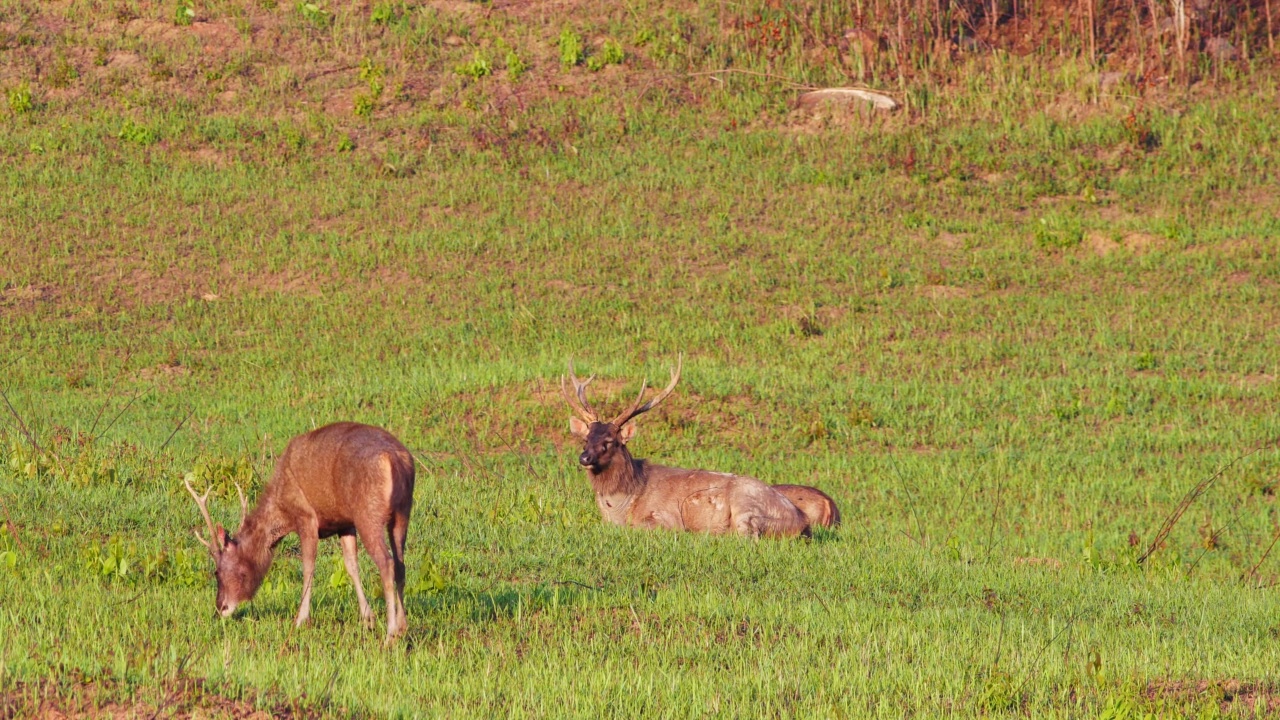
top-left (455, 53), bottom-right (491, 79)
top-left (370, 2), bottom-right (403, 25)
top-left (354, 58), bottom-right (385, 116)
top-left (601, 38), bottom-right (624, 65)
top-left (7, 82), bottom-right (33, 114)
top-left (5, 440), bottom-right (49, 478)
top-left (49, 56), bottom-right (78, 88)
top-left (1034, 214), bottom-right (1083, 249)
top-left (185, 457), bottom-right (255, 497)
top-left (505, 50), bottom-right (527, 81)
top-left (117, 119), bottom-right (158, 145)
top-left (408, 549), bottom-right (448, 595)
top-left (1132, 352), bottom-right (1158, 371)
top-left (78, 537), bottom-right (206, 586)
top-left (587, 39), bottom-right (625, 71)
top-left (558, 27), bottom-right (584, 68)
top-left (353, 92), bottom-right (376, 117)
top-left (279, 125), bottom-right (307, 152)
top-left (297, 2), bottom-right (331, 28)
top-left (174, 0), bottom-right (195, 26)
top-left (358, 57), bottom-right (385, 83)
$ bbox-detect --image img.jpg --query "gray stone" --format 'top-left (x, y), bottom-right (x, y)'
top-left (797, 87), bottom-right (898, 112)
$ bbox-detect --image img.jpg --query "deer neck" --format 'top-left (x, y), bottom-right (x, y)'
top-left (232, 502), bottom-right (289, 580)
top-left (588, 447), bottom-right (646, 500)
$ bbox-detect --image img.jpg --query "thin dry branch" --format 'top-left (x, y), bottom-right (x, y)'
top-left (0, 384), bottom-right (40, 457)
top-left (1243, 523), bottom-right (1280, 586)
top-left (0, 491), bottom-right (24, 552)
top-left (1014, 610), bottom-right (1079, 697)
top-left (159, 407), bottom-right (196, 452)
top-left (1138, 442), bottom-right (1273, 565)
top-left (94, 383), bottom-right (152, 443)
top-left (88, 353), bottom-right (133, 439)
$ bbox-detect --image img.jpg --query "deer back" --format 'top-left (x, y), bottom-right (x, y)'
top-left (772, 484), bottom-right (841, 528)
top-left (633, 466), bottom-right (809, 537)
top-left (268, 422), bottom-right (415, 534)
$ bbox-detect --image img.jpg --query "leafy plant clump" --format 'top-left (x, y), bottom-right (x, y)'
top-left (49, 55), bottom-right (78, 88)
top-left (370, 2), bottom-right (404, 25)
top-left (558, 27), bottom-right (584, 68)
top-left (117, 119), bottom-right (158, 145)
top-left (505, 50), bottom-right (527, 81)
top-left (588, 38), bottom-right (625, 71)
top-left (7, 82), bottom-right (34, 115)
top-left (297, 2), bottom-right (331, 29)
top-left (173, 0), bottom-right (195, 26)
top-left (354, 58), bottom-right (386, 117)
top-left (455, 53), bottom-right (491, 80)
top-left (1034, 214), bottom-right (1083, 249)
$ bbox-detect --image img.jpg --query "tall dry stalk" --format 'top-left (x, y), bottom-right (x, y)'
top-left (1267, 0), bottom-right (1276, 52)
top-left (1087, 0), bottom-right (1097, 64)
top-left (895, 0), bottom-right (907, 86)
top-left (1146, 0), bottom-right (1166, 67)
top-left (1173, 0), bottom-right (1188, 74)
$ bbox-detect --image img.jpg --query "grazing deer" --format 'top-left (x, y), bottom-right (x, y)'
top-left (562, 358), bottom-right (810, 538)
top-left (185, 422), bottom-right (415, 642)
top-left (772, 484), bottom-right (841, 528)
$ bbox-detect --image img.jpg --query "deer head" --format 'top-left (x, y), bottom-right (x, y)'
top-left (562, 356), bottom-right (682, 472)
top-left (185, 478), bottom-right (263, 617)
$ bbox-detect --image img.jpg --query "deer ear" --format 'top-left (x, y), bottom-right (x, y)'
top-left (619, 422), bottom-right (638, 444)
top-left (215, 524), bottom-right (229, 549)
top-left (569, 416), bottom-right (590, 439)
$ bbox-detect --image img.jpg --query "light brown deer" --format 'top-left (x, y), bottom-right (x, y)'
top-left (772, 484), bottom-right (841, 528)
top-left (562, 358), bottom-right (810, 538)
top-left (185, 422), bottom-right (415, 641)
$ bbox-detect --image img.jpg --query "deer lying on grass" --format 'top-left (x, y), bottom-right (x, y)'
top-left (772, 484), bottom-right (841, 528)
top-left (185, 422), bottom-right (415, 642)
top-left (562, 358), bottom-right (811, 538)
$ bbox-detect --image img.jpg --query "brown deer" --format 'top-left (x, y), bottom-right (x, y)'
top-left (185, 422), bottom-right (415, 642)
top-left (772, 485), bottom-right (841, 528)
top-left (562, 358), bottom-right (810, 538)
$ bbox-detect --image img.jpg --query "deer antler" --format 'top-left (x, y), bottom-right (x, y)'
top-left (561, 359), bottom-right (600, 424)
top-left (185, 477), bottom-right (223, 556)
top-left (235, 482), bottom-right (249, 526)
top-left (612, 354), bottom-right (683, 428)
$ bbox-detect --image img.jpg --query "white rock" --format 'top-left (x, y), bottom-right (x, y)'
top-left (797, 87), bottom-right (898, 112)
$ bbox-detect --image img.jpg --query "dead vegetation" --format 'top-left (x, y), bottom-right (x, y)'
top-left (0, 0), bottom-right (1273, 134)
top-left (0, 677), bottom-right (354, 720)
top-left (1144, 678), bottom-right (1280, 715)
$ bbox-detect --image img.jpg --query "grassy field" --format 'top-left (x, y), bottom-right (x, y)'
top-left (3, 0), bottom-right (1280, 717)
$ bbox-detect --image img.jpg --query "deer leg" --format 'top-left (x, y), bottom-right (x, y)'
top-left (733, 514), bottom-right (766, 539)
top-left (388, 512), bottom-right (410, 632)
top-left (339, 532), bottom-right (374, 627)
top-left (295, 524), bottom-right (319, 627)
top-left (358, 525), bottom-right (402, 641)
top-left (734, 511), bottom-right (807, 539)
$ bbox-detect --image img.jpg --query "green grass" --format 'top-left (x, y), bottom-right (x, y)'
top-left (3, 0), bottom-right (1280, 717)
